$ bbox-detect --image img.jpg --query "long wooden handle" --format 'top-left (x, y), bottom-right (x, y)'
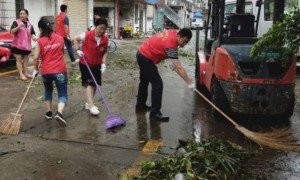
top-left (194, 89), bottom-right (239, 127)
top-left (15, 75), bottom-right (36, 115)
top-left (15, 62), bottom-right (40, 115)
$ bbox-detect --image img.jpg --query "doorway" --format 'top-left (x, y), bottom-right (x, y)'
top-left (94, 7), bottom-right (109, 20)
top-left (139, 10), bottom-right (143, 30)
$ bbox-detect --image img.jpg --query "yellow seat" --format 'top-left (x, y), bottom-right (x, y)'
top-left (124, 25), bottom-right (132, 31)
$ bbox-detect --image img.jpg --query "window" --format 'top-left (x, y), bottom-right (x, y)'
top-left (135, 4), bottom-right (138, 24)
top-left (225, 2), bottom-right (253, 14)
top-left (264, 0), bottom-right (297, 21)
top-left (264, 0), bottom-right (274, 21)
top-left (284, 0), bottom-right (298, 13)
top-left (225, 3), bottom-right (236, 14)
top-left (15, 0), bottom-right (24, 18)
top-left (245, 2), bottom-right (253, 14)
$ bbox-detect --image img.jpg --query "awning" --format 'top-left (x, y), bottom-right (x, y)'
top-left (193, 11), bottom-right (204, 18)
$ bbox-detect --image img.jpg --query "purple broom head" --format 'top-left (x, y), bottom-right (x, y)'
top-left (105, 115), bottom-right (126, 129)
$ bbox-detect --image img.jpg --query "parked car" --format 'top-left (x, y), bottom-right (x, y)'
top-left (0, 26), bottom-right (15, 64)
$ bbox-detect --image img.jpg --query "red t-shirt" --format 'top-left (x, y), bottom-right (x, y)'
top-left (37, 32), bottom-right (67, 74)
top-left (56, 12), bottom-right (69, 37)
top-left (138, 29), bottom-right (179, 64)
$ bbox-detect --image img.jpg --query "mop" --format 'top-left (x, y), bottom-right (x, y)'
top-left (82, 56), bottom-right (126, 129)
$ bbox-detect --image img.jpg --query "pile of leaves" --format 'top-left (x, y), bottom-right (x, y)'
top-left (132, 138), bottom-right (257, 179)
top-left (250, 7), bottom-right (300, 60)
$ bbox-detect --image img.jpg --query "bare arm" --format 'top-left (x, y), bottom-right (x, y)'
top-left (64, 25), bottom-right (70, 38)
top-left (170, 59), bottom-right (193, 85)
top-left (31, 34), bottom-right (37, 41)
top-left (33, 46), bottom-right (41, 70)
top-left (73, 36), bottom-right (81, 50)
top-left (31, 26), bottom-right (37, 41)
top-left (10, 22), bottom-right (24, 34)
top-left (102, 50), bottom-right (108, 64)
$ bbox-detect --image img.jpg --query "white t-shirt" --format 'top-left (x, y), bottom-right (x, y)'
top-left (80, 32), bottom-right (101, 46)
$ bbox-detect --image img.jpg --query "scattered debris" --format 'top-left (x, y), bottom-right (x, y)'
top-left (132, 138), bottom-right (261, 179)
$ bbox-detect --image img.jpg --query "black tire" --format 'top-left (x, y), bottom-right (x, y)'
top-left (211, 78), bottom-right (230, 118)
top-left (196, 78), bottom-right (208, 95)
top-left (281, 93), bottom-right (295, 119)
top-left (108, 39), bottom-right (117, 53)
top-left (146, 31), bottom-right (155, 38)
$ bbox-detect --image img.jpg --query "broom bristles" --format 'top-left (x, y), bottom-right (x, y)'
top-left (194, 89), bottom-right (300, 152)
top-left (0, 115), bottom-right (22, 135)
top-left (236, 126), bottom-right (300, 152)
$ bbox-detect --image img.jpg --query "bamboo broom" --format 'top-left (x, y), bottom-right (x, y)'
top-left (194, 89), bottom-right (300, 152)
top-left (0, 74), bottom-right (37, 135)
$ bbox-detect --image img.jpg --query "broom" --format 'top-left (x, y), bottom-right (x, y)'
top-left (82, 56), bottom-right (126, 129)
top-left (194, 89), bottom-right (300, 152)
top-left (0, 73), bottom-right (37, 135)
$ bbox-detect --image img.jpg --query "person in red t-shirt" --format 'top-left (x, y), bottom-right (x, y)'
top-left (33, 18), bottom-right (68, 127)
top-left (56, 4), bottom-right (78, 66)
top-left (73, 18), bottom-right (108, 116)
top-left (136, 28), bottom-right (195, 121)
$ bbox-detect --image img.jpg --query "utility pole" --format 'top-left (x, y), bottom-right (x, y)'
top-left (155, 0), bottom-right (165, 30)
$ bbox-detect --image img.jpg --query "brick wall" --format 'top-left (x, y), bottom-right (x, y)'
top-left (63, 0), bottom-right (88, 37)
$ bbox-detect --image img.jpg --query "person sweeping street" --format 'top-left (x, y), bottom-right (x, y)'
top-left (73, 18), bottom-right (108, 116)
top-left (136, 28), bottom-right (195, 121)
top-left (33, 18), bottom-right (68, 127)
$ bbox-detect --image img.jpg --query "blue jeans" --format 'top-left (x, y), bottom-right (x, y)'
top-left (64, 37), bottom-right (75, 62)
top-left (42, 73), bottom-right (68, 104)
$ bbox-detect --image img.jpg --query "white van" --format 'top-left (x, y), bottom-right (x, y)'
top-left (225, 0), bottom-right (297, 37)
top-left (225, 0), bottom-right (272, 37)
top-left (225, 0), bottom-right (300, 71)
top-left (191, 18), bottom-right (204, 29)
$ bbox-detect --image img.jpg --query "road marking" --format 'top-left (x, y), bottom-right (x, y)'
top-left (121, 139), bottom-right (163, 179)
top-left (0, 65), bottom-right (33, 76)
top-left (0, 69), bottom-right (18, 76)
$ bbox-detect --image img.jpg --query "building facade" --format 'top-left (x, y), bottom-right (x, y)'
top-left (167, 0), bottom-right (194, 28)
top-left (0, 0), bottom-right (56, 34)
top-left (0, 0), bottom-right (155, 39)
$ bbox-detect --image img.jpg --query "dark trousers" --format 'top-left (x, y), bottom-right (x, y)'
top-left (63, 37), bottom-right (75, 62)
top-left (136, 51), bottom-right (163, 114)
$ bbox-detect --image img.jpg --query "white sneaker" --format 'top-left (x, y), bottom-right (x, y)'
top-left (89, 106), bottom-right (99, 115)
top-left (85, 102), bottom-right (99, 110)
top-left (71, 59), bottom-right (80, 66)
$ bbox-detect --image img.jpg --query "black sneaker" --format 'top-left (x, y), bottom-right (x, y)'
top-left (45, 111), bottom-right (52, 120)
top-left (54, 112), bottom-right (66, 127)
top-left (150, 112), bottom-right (169, 122)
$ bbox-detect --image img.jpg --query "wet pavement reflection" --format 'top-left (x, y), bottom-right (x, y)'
top-left (1, 32), bottom-right (300, 179)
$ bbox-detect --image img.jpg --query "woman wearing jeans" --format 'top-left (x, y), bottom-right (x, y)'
top-left (33, 18), bottom-right (68, 127)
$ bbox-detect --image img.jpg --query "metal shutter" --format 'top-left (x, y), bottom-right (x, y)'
top-left (63, 0), bottom-right (87, 37)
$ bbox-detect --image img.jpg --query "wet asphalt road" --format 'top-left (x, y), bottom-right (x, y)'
top-left (0, 32), bottom-right (300, 179)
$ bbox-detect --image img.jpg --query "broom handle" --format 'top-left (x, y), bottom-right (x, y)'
top-left (15, 74), bottom-right (36, 115)
top-left (194, 89), bottom-right (239, 127)
top-left (82, 56), bottom-right (113, 115)
top-left (172, 65), bottom-right (238, 127)
top-left (15, 62), bottom-right (41, 115)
